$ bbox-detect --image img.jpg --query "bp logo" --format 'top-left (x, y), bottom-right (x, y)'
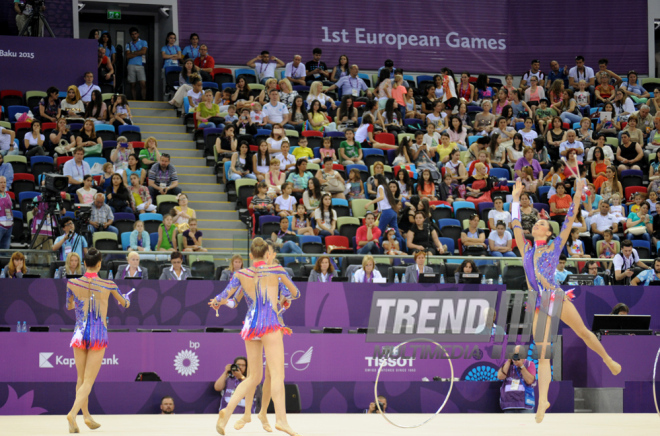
top-left (173, 350), bottom-right (200, 376)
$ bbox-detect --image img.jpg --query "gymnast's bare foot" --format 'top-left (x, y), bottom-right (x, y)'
top-left (216, 409), bottom-right (228, 435)
top-left (66, 414), bottom-right (79, 433)
top-left (83, 415), bottom-right (101, 430)
top-left (535, 401), bottom-right (550, 424)
top-left (604, 357), bottom-right (621, 376)
top-left (258, 413), bottom-right (273, 432)
top-left (275, 421), bottom-right (301, 436)
top-left (234, 414), bottom-right (251, 430)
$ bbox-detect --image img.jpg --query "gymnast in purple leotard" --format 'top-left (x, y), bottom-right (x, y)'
top-left (209, 238), bottom-right (301, 436)
top-left (510, 179), bottom-right (621, 423)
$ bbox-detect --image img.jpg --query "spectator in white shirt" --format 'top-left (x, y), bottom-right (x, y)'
top-left (590, 200), bottom-right (620, 249)
top-left (263, 89), bottom-right (293, 130)
top-left (285, 55), bottom-right (306, 86)
top-left (275, 140), bottom-right (296, 172)
top-left (559, 130), bottom-right (585, 163)
top-left (247, 50), bottom-right (284, 84)
top-left (568, 56), bottom-right (596, 93)
top-left (613, 239), bottom-right (650, 284)
top-left (78, 72), bottom-right (102, 105)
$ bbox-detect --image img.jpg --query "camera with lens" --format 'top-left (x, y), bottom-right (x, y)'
top-left (512, 353), bottom-right (520, 361)
top-left (230, 364), bottom-right (239, 373)
top-left (377, 401), bottom-right (385, 410)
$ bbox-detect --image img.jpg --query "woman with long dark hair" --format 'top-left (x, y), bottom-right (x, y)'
top-left (366, 174), bottom-right (401, 239)
top-left (84, 90), bottom-right (107, 124)
top-left (98, 32), bottom-right (116, 65)
top-left (105, 173), bottom-right (133, 213)
top-left (330, 54), bottom-right (349, 82)
top-left (511, 179), bottom-right (621, 423)
top-left (289, 96), bottom-right (308, 132)
top-left (336, 95), bottom-right (358, 130)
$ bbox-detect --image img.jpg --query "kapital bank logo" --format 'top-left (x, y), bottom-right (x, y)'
top-left (39, 352), bottom-right (119, 368)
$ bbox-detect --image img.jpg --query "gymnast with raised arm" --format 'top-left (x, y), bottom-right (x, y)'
top-left (510, 178), bottom-right (621, 423)
top-left (209, 237), bottom-right (301, 436)
top-left (65, 248), bottom-right (131, 433)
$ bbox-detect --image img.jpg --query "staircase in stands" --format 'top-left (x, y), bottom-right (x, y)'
top-left (130, 100), bottom-right (245, 254)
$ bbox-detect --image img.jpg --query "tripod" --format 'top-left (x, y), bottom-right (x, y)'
top-left (30, 201), bottom-right (62, 251)
top-left (18, 3), bottom-right (55, 38)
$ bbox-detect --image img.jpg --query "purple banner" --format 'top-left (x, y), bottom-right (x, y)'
top-left (0, 381), bottom-right (574, 415)
top-left (0, 279), bottom-right (505, 329)
top-left (0, 332), bottom-right (505, 383)
top-left (623, 382), bottom-right (659, 413)
top-left (563, 331), bottom-right (660, 388)
top-left (0, 36), bottom-right (97, 96)
top-left (179, 0), bottom-right (648, 75)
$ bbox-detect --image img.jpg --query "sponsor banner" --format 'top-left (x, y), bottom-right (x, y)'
top-left (0, 333), bottom-right (507, 383)
top-left (0, 35), bottom-right (96, 94)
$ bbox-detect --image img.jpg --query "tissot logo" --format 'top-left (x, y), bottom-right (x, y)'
top-left (39, 352), bottom-right (53, 368)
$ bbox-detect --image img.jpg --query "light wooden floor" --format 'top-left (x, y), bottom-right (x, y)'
top-left (0, 413), bottom-right (657, 436)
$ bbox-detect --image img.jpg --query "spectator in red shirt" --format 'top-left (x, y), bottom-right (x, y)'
top-left (194, 44), bottom-right (214, 82)
top-left (356, 212), bottom-right (382, 255)
top-left (97, 47), bottom-right (114, 87)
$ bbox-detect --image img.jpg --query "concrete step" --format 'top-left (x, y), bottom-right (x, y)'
top-left (128, 100), bottom-right (173, 110)
top-left (132, 124), bottom-right (186, 133)
top-left (170, 158), bottom-right (208, 167)
top-left (176, 173), bottom-right (218, 184)
top-left (140, 132), bottom-right (193, 141)
top-left (131, 108), bottom-right (179, 117)
top-left (186, 192), bottom-right (229, 202)
top-left (159, 148), bottom-right (202, 158)
top-left (196, 210), bottom-right (238, 220)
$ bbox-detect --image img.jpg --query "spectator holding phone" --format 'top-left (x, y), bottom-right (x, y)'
top-left (498, 345), bottom-right (537, 413)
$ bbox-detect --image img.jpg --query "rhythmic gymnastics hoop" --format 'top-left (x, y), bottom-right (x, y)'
top-left (374, 338), bottom-right (454, 429)
top-left (653, 346), bottom-right (660, 417)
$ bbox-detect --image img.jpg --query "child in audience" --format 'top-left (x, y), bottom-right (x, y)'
top-left (110, 94), bottom-right (132, 127)
top-left (293, 204), bottom-right (314, 236)
top-left (250, 102), bottom-right (265, 125)
top-left (99, 162), bottom-right (114, 191)
top-left (186, 78), bottom-right (203, 112)
top-left (215, 89), bottom-right (233, 112)
top-left (182, 218), bottom-right (207, 252)
top-left (629, 192), bottom-right (645, 213)
top-left (609, 193), bottom-right (627, 223)
top-left (274, 182), bottom-right (296, 217)
top-left (417, 169), bottom-right (437, 201)
top-left (76, 175), bottom-right (97, 205)
top-left (382, 227), bottom-right (406, 256)
top-left (534, 98), bottom-right (553, 135)
top-left (346, 168), bottom-right (365, 200)
top-left (156, 213), bottom-right (178, 252)
top-left (319, 137), bottom-right (337, 163)
top-left (598, 229), bottom-right (616, 272)
top-left (129, 220), bottom-right (151, 252)
top-left (422, 122), bottom-right (441, 148)
top-left (225, 105), bottom-right (238, 124)
top-left (567, 228), bottom-right (590, 258)
top-left (249, 181), bottom-right (274, 223)
top-left (648, 191), bottom-right (657, 214)
top-left (575, 80), bottom-right (591, 117)
top-left (292, 137), bottom-right (319, 163)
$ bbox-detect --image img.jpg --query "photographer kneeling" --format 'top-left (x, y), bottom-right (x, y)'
top-left (497, 345), bottom-right (536, 413)
top-left (214, 357), bottom-right (260, 415)
top-left (367, 395), bottom-right (387, 414)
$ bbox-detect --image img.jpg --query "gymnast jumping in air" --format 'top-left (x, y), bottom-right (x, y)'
top-left (64, 248), bottom-right (131, 433)
top-left (209, 238), bottom-right (301, 436)
top-left (510, 178), bottom-right (621, 423)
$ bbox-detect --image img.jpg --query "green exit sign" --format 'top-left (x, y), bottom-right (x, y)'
top-left (107, 10), bottom-right (121, 20)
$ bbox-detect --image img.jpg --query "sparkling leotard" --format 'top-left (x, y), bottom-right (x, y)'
top-left (516, 203), bottom-right (575, 313)
top-left (216, 265), bottom-right (299, 340)
top-left (66, 273), bottom-right (119, 350)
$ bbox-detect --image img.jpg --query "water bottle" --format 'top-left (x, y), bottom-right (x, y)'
top-left (351, 272), bottom-right (356, 283)
top-left (22, 321), bottom-right (27, 333)
top-left (454, 272), bottom-right (460, 284)
top-left (54, 269), bottom-right (60, 279)
top-left (394, 274), bottom-right (399, 284)
top-left (401, 274), bottom-right (406, 284)
top-left (0, 269), bottom-right (5, 279)
top-left (481, 275), bottom-right (486, 285)
top-left (440, 274), bottom-right (445, 284)
top-left (16, 321), bottom-right (21, 333)
top-left (498, 275), bottom-right (503, 285)
top-left (108, 270), bottom-right (114, 280)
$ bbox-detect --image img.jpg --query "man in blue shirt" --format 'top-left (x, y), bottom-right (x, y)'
top-left (631, 258), bottom-right (660, 286)
top-left (52, 217), bottom-right (88, 262)
top-left (325, 65), bottom-right (368, 99)
top-left (182, 33), bottom-right (200, 60)
top-left (126, 27), bottom-right (148, 100)
top-left (555, 254), bottom-right (569, 285)
top-left (546, 60), bottom-right (569, 90)
top-left (586, 261), bottom-right (605, 285)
